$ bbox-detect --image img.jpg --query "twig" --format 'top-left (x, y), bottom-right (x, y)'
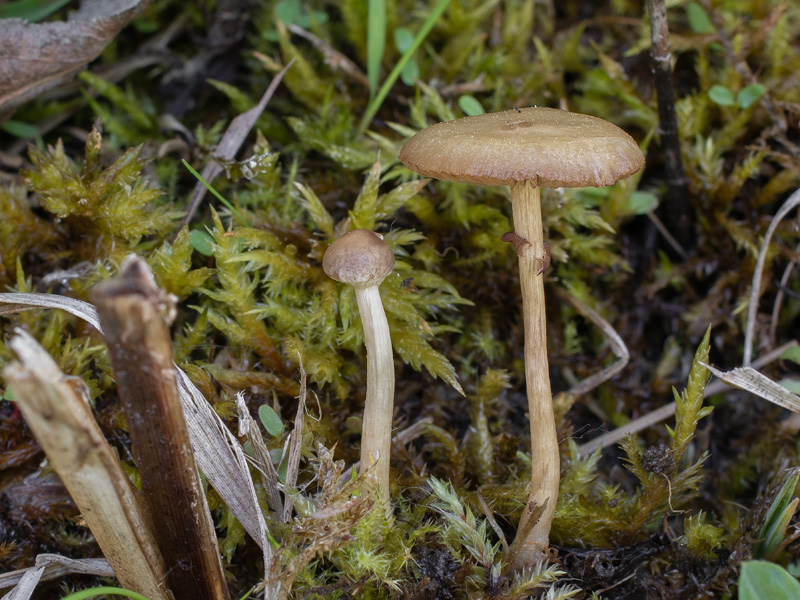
top-left (477, 488), bottom-right (509, 554)
top-left (769, 245), bottom-right (800, 349)
top-left (556, 287), bottom-right (630, 397)
top-left (647, 210), bottom-right (687, 259)
top-left (287, 24), bottom-right (369, 87)
top-left (577, 340), bottom-right (799, 455)
top-left (744, 186), bottom-right (800, 366)
top-left (646, 0), bottom-right (692, 250)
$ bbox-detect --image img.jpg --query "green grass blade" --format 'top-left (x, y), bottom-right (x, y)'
top-left (367, 0), bottom-right (386, 98)
top-left (181, 160), bottom-right (249, 227)
top-left (357, 0), bottom-right (452, 136)
top-left (0, 0), bottom-right (71, 21)
top-left (59, 587), bottom-right (150, 600)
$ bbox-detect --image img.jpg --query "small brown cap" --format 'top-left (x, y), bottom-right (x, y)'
top-left (398, 107), bottom-right (644, 188)
top-left (323, 229), bottom-right (395, 289)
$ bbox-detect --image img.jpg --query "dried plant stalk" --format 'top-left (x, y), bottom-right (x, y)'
top-left (91, 256), bottom-right (229, 600)
top-left (647, 0), bottom-right (692, 249)
top-left (3, 330), bottom-right (171, 600)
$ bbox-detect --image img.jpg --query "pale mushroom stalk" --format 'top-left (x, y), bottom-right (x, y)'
top-left (354, 282), bottom-right (395, 498)
top-left (323, 229), bottom-right (396, 500)
top-left (506, 181), bottom-right (559, 569)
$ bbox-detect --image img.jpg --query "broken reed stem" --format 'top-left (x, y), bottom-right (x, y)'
top-left (91, 256), bottom-right (230, 600)
top-left (3, 330), bottom-right (171, 600)
top-left (647, 0), bottom-right (692, 250)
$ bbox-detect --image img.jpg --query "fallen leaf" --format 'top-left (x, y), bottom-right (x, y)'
top-left (0, 0), bottom-right (146, 116)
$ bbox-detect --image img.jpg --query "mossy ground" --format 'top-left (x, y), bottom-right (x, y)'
top-left (2, 0), bottom-right (800, 598)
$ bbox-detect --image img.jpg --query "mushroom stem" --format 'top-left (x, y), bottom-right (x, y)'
top-left (355, 284), bottom-right (395, 500)
top-left (507, 181), bottom-right (560, 569)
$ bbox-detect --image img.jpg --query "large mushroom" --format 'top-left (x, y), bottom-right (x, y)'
top-left (323, 229), bottom-right (396, 500)
top-left (399, 107), bottom-right (644, 569)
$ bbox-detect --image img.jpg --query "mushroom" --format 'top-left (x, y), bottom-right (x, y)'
top-left (399, 107), bottom-right (644, 569)
top-left (323, 228), bottom-right (396, 500)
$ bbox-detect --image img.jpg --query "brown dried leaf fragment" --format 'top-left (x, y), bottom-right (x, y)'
top-left (0, 0), bottom-right (145, 115)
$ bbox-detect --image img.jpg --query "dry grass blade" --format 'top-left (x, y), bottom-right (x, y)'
top-left (0, 286), bottom-right (271, 582)
top-left (556, 287), bottom-right (630, 397)
top-left (3, 330), bottom-right (170, 600)
top-left (283, 363), bottom-right (308, 522)
top-left (1, 566), bottom-right (43, 600)
top-left (0, 555), bottom-right (114, 592)
top-left (287, 24), bottom-right (369, 87)
top-left (744, 185), bottom-right (800, 366)
top-left (578, 340), bottom-right (799, 455)
top-left (0, 293), bottom-right (101, 329)
top-left (701, 362), bottom-right (800, 413)
top-left (769, 244), bottom-right (800, 349)
top-left (179, 60), bottom-right (295, 229)
top-left (235, 392), bottom-right (284, 517)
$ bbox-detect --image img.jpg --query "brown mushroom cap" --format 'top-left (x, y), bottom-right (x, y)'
top-left (323, 229), bottom-right (395, 289)
top-left (398, 107), bottom-right (645, 188)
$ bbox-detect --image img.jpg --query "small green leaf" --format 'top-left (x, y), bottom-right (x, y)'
top-left (781, 346), bottom-right (800, 366)
top-left (737, 84), bottom-right (766, 109)
top-left (458, 95), bottom-right (484, 116)
top-left (400, 60), bottom-right (420, 86)
top-left (189, 229), bottom-right (215, 256)
top-left (780, 379), bottom-right (800, 394)
top-left (1, 120), bottom-right (39, 138)
top-left (0, 0), bottom-right (71, 22)
top-left (739, 561), bottom-right (800, 600)
top-left (276, 0), bottom-right (301, 24)
top-left (277, 458), bottom-right (289, 483)
top-left (393, 27), bottom-right (414, 52)
top-left (708, 85), bottom-right (735, 106)
top-left (685, 2), bottom-right (714, 34)
top-left (625, 190), bottom-right (659, 215)
top-left (3, 388), bottom-right (16, 402)
top-left (258, 404), bottom-right (284, 437)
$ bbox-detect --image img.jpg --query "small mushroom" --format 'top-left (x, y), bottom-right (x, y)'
top-left (399, 107), bottom-right (644, 569)
top-left (323, 229), bottom-right (396, 500)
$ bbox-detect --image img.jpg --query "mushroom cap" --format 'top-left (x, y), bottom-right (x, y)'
top-left (398, 107), bottom-right (645, 188)
top-left (323, 229), bottom-right (395, 289)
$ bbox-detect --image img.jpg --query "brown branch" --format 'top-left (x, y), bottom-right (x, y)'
top-left (647, 0), bottom-right (693, 250)
top-left (91, 256), bottom-right (230, 600)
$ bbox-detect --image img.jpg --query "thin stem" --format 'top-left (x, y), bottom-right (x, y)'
top-left (506, 182), bottom-right (559, 570)
top-left (355, 284), bottom-right (395, 500)
top-left (647, 0), bottom-right (692, 250)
